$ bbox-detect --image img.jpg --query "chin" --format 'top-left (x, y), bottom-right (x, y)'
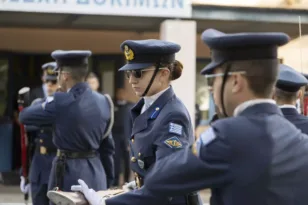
top-left (135, 92), bottom-right (143, 97)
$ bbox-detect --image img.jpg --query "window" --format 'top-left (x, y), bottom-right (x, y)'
top-left (195, 59), bottom-right (211, 120)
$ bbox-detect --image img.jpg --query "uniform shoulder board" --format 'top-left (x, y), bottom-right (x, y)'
top-left (200, 127), bottom-right (216, 147)
top-left (103, 94), bottom-right (114, 139)
top-left (41, 96), bottom-right (54, 109)
top-left (46, 96), bottom-right (54, 103)
top-left (195, 127), bottom-right (216, 157)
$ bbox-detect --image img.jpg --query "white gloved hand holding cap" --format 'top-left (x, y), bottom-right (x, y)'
top-left (71, 179), bottom-right (106, 205)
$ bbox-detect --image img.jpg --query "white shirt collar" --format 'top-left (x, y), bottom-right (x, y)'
top-left (141, 86), bottom-right (170, 113)
top-left (144, 86), bottom-right (170, 107)
top-left (42, 84), bottom-right (47, 98)
top-left (279, 104), bottom-right (297, 109)
top-left (233, 99), bottom-right (276, 117)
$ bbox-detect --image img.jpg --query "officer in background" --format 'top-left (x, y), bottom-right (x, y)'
top-left (22, 62), bottom-right (58, 205)
top-left (144, 29), bottom-right (308, 205)
top-left (301, 73), bottom-right (308, 115)
top-left (273, 64), bottom-right (308, 133)
top-left (86, 72), bottom-right (100, 92)
top-left (112, 88), bottom-right (133, 186)
top-left (30, 65), bottom-right (48, 103)
top-left (72, 40), bottom-right (200, 205)
top-left (18, 50), bottom-right (115, 201)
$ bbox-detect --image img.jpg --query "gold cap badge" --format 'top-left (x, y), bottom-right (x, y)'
top-left (124, 45), bottom-right (134, 61)
top-left (46, 67), bottom-right (55, 75)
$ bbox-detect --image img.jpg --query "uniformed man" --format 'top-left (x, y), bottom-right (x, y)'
top-left (23, 62), bottom-right (58, 205)
top-left (86, 72), bottom-right (100, 92)
top-left (18, 50), bottom-right (115, 201)
top-left (70, 40), bottom-right (201, 205)
top-left (273, 64), bottom-right (308, 133)
top-left (30, 65), bottom-right (48, 103)
top-left (143, 29), bottom-right (308, 205)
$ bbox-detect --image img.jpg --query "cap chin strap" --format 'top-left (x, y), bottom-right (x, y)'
top-left (220, 64), bottom-right (232, 117)
top-left (142, 64), bottom-right (160, 97)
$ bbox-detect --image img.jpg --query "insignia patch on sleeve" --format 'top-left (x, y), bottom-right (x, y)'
top-left (169, 123), bottom-right (182, 135)
top-left (164, 136), bottom-right (183, 149)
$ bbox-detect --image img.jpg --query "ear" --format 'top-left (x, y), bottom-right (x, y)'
top-left (231, 74), bottom-right (242, 93)
top-left (298, 89), bottom-right (303, 99)
top-left (160, 69), bottom-right (170, 77)
top-left (272, 88), bottom-right (276, 100)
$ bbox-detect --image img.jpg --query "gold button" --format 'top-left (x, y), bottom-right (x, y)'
top-left (138, 152), bottom-right (141, 157)
top-left (40, 139), bottom-right (43, 143)
top-left (40, 146), bottom-right (47, 155)
top-left (131, 157), bottom-right (136, 162)
top-left (131, 139), bottom-right (134, 143)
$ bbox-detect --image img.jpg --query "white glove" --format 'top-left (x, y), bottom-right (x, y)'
top-left (20, 176), bottom-right (30, 194)
top-left (71, 179), bottom-right (106, 205)
top-left (122, 181), bottom-right (136, 192)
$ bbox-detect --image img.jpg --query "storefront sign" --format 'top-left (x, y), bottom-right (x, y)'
top-left (0, 0), bottom-right (192, 18)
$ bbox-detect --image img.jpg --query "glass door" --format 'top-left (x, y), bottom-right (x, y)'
top-left (92, 55), bottom-right (125, 98)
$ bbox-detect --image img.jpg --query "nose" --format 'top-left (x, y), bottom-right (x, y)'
top-left (128, 74), bottom-right (137, 84)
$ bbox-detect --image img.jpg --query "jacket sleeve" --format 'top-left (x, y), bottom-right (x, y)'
top-left (153, 112), bottom-right (193, 160)
top-left (144, 127), bottom-right (233, 197)
top-left (19, 99), bottom-right (56, 126)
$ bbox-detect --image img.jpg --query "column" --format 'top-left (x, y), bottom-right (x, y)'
top-left (160, 20), bottom-right (197, 129)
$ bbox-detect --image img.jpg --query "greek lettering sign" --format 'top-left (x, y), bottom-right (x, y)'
top-left (0, 0), bottom-right (192, 18)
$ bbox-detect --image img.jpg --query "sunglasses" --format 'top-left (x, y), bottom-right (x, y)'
top-left (205, 71), bottom-right (246, 87)
top-left (46, 80), bottom-right (57, 85)
top-left (125, 68), bottom-right (156, 79)
top-left (125, 68), bottom-right (169, 79)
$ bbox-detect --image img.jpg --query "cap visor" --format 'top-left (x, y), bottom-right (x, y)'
top-left (200, 61), bottom-right (224, 75)
top-left (118, 63), bottom-right (154, 71)
top-left (44, 76), bottom-right (58, 81)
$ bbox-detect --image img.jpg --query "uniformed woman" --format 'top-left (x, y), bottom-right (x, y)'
top-left (71, 39), bottom-right (199, 205)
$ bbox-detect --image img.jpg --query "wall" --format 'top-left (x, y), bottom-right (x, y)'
top-left (0, 27), bottom-right (211, 103)
top-left (0, 27), bottom-right (210, 57)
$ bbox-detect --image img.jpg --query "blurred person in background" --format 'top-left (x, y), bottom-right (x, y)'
top-left (112, 88), bottom-right (134, 186)
top-left (87, 72), bottom-right (100, 92)
top-left (273, 64), bottom-right (308, 134)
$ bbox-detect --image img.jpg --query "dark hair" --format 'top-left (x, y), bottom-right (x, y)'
top-left (274, 88), bottom-right (298, 102)
top-left (161, 60), bottom-right (183, 81)
top-left (223, 59), bottom-right (278, 98)
top-left (61, 65), bottom-right (88, 82)
top-left (86, 72), bottom-right (99, 80)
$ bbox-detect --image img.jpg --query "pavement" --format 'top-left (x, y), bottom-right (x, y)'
top-left (0, 184), bottom-right (211, 205)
